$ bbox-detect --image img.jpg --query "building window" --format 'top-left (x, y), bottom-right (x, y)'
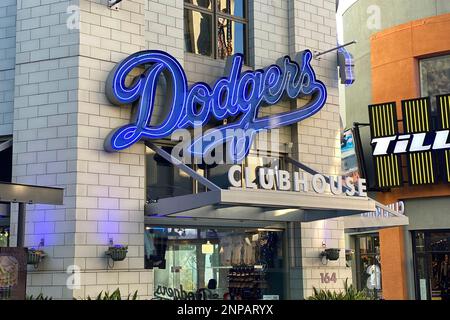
top-left (146, 143), bottom-right (287, 201)
top-left (184, 0), bottom-right (248, 62)
top-left (146, 146), bottom-right (194, 201)
top-left (412, 231), bottom-right (450, 300)
top-left (145, 226), bottom-right (285, 300)
top-left (419, 54), bottom-right (450, 111)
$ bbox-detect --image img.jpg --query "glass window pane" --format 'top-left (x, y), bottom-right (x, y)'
top-left (149, 226), bottom-right (285, 300)
top-left (217, 18), bottom-right (246, 60)
top-left (429, 232), bottom-right (450, 252)
top-left (185, 0), bottom-right (213, 9)
top-left (420, 55), bottom-right (450, 111)
top-left (146, 146), bottom-right (193, 200)
top-left (207, 164), bottom-right (233, 189)
top-left (217, 0), bottom-right (245, 18)
top-left (359, 237), bottom-right (367, 254)
top-left (415, 232), bottom-right (425, 252)
top-left (184, 9), bottom-right (213, 57)
top-left (415, 254), bottom-right (429, 300)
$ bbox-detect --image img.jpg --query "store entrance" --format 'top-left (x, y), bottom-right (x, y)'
top-left (354, 233), bottom-right (382, 299)
top-left (413, 231), bottom-right (450, 300)
top-left (145, 226), bottom-right (285, 300)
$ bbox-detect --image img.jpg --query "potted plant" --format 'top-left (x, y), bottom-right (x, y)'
top-left (27, 248), bottom-right (46, 268)
top-left (105, 245), bottom-right (128, 262)
top-left (308, 279), bottom-right (374, 300)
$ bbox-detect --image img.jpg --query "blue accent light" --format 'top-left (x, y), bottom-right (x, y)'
top-left (104, 50), bottom-right (327, 160)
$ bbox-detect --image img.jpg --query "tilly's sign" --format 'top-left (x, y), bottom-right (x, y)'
top-left (369, 94), bottom-right (450, 188)
top-left (104, 50), bottom-right (327, 161)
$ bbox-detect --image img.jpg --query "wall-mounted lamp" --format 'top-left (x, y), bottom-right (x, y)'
top-left (320, 242), bottom-right (341, 265)
top-left (108, 0), bottom-right (123, 10)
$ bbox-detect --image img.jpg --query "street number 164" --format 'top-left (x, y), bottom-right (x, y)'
top-left (320, 272), bottom-right (337, 284)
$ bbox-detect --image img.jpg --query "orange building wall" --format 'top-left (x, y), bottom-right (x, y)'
top-left (370, 13), bottom-right (450, 300)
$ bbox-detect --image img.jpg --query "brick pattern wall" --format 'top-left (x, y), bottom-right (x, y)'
top-left (144, 0), bottom-right (184, 64)
top-left (288, 0), bottom-right (351, 298)
top-left (11, 0), bottom-right (80, 299)
top-left (71, 0), bottom-right (152, 299)
top-left (0, 0), bottom-right (16, 136)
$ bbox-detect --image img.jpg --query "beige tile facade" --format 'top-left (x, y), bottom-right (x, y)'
top-left (5, 0), bottom-right (350, 299)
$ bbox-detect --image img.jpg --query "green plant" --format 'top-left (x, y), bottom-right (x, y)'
top-left (308, 279), bottom-right (373, 300)
top-left (105, 245), bottom-right (128, 262)
top-left (82, 288), bottom-right (138, 300)
top-left (27, 248), bottom-right (46, 267)
top-left (26, 293), bottom-right (52, 300)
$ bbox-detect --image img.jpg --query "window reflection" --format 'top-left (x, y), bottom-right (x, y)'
top-left (413, 231), bottom-right (450, 300)
top-left (184, 0), bottom-right (247, 62)
top-left (420, 55), bottom-right (450, 111)
top-left (146, 146), bottom-right (193, 201)
top-left (217, 19), bottom-right (245, 60)
top-left (184, 9), bottom-right (213, 57)
top-left (185, 0), bottom-right (213, 9)
top-left (146, 226), bottom-right (285, 300)
top-left (217, 0), bottom-right (245, 18)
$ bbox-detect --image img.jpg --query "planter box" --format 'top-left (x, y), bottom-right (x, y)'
top-left (27, 249), bottom-right (46, 266)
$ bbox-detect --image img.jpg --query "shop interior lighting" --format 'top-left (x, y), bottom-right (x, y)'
top-left (201, 241), bottom-right (214, 254)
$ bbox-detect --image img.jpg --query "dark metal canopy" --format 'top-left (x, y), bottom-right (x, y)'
top-left (0, 182), bottom-right (64, 247)
top-left (0, 182), bottom-right (64, 205)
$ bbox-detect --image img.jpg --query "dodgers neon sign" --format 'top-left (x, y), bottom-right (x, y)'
top-left (104, 50), bottom-right (327, 161)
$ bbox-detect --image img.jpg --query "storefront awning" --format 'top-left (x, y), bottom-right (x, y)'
top-left (0, 182), bottom-right (64, 205)
top-left (145, 142), bottom-right (379, 223)
top-left (145, 188), bottom-right (377, 223)
top-left (343, 201), bottom-right (409, 232)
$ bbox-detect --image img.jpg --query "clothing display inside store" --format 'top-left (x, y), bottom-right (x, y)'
top-left (146, 226), bottom-right (284, 300)
top-left (144, 228), bottom-right (168, 269)
top-left (354, 234), bottom-right (382, 298)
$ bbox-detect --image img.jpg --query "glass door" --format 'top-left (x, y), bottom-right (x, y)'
top-left (355, 234), bottom-right (382, 299)
top-left (413, 231), bottom-right (450, 301)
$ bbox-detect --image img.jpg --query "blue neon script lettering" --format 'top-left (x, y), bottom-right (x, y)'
top-left (104, 50), bottom-right (327, 160)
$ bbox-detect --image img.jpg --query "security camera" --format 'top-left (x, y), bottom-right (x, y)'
top-left (108, 0), bottom-right (123, 9)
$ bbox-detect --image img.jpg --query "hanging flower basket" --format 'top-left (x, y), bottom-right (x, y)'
top-left (27, 249), bottom-right (46, 267)
top-left (105, 245), bottom-right (128, 262)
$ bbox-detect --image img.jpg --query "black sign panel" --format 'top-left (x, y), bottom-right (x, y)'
top-left (368, 102), bottom-right (402, 188)
top-left (438, 94), bottom-right (450, 183)
top-left (401, 97), bottom-right (436, 186)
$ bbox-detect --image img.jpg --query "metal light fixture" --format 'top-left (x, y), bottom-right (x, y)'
top-left (108, 0), bottom-right (123, 10)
